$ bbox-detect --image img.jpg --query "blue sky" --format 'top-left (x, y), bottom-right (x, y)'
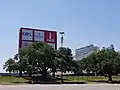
top-left (0, 0), bottom-right (120, 72)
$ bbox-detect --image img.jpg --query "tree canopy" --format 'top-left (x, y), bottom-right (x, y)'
top-left (4, 42), bottom-right (76, 81)
top-left (82, 45), bottom-right (120, 82)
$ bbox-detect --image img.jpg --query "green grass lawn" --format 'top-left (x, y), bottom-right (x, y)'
top-left (0, 76), bottom-right (30, 85)
top-left (63, 75), bottom-right (120, 83)
top-left (0, 75), bottom-right (120, 85)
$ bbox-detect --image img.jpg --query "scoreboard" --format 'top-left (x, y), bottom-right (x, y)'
top-left (19, 27), bottom-right (57, 49)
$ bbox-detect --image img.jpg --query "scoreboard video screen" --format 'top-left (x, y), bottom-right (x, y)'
top-left (19, 27), bottom-right (57, 49)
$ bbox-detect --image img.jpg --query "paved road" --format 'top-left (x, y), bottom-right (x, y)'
top-left (0, 84), bottom-right (120, 90)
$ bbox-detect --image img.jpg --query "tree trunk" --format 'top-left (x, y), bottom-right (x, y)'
top-left (19, 70), bottom-right (22, 77)
top-left (52, 69), bottom-right (56, 77)
top-left (52, 72), bottom-right (55, 77)
top-left (42, 68), bottom-right (47, 81)
top-left (108, 74), bottom-right (112, 82)
top-left (29, 73), bottom-right (32, 77)
top-left (61, 70), bottom-right (63, 83)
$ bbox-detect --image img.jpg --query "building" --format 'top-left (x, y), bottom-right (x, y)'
top-left (75, 45), bottom-right (99, 60)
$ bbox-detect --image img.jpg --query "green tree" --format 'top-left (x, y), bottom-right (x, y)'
top-left (4, 42), bottom-right (76, 81)
top-left (19, 42), bottom-right (57, 80)
top-left (3, 58), bottom-right (19, 73)
top-left (83, 52), bottom-right (99, 75)
top-left (57, 47), bottom-right (73, 72)
top-left (82, 46), bottom-right (120, 82)
top-left (70, 60), bottom-right (82, 75)
top-left (57, 47), bottom-right (73, 82)
top-left (14, 52), bottom-right (28, 77)
top-left (59, 47), bottom-right (73, 70)
top-left (100, 49), bottom-right (120, 82)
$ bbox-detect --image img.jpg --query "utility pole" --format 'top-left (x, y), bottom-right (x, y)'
top-left (59, 32), bottom-right (65, 84)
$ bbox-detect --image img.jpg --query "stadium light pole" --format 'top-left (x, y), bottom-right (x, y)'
top-left (59, 32), bottom-right (65, 84)
top-left (59, 32), bottom-right (65, 47)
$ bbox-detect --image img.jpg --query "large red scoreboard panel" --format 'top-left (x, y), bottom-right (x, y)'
top-left (19, 27), bottom-right (57, 49)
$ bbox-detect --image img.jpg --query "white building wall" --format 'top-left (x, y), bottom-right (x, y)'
top-left (75, 45), bottom-right (99, 60)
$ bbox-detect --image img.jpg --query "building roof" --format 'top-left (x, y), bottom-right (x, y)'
top-left (76, 45), bottom-right (94, 51)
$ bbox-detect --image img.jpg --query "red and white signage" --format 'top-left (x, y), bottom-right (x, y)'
top-left (19, 27), bottom-right (57, 49)
top-left (44, 31), bottom-right (56, 43)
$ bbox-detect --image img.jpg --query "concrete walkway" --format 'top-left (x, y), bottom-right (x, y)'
top-left (0, 84), bottom-right (120, 90)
